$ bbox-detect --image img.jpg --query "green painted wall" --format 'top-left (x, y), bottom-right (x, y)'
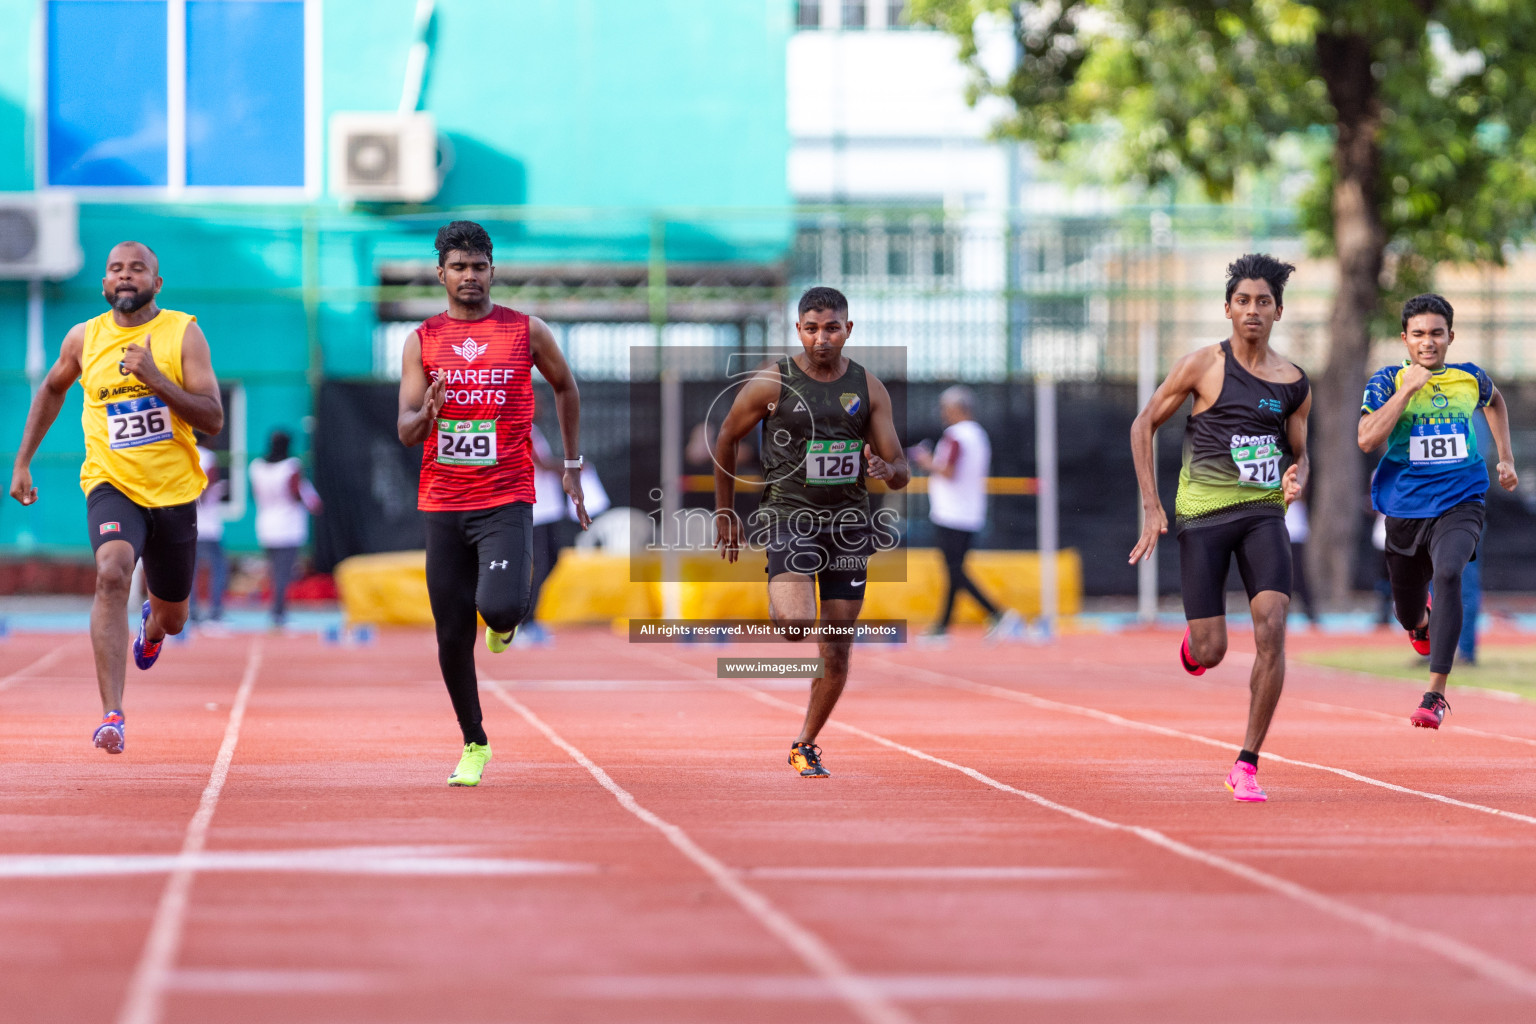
top-left (0, 0), bottom-right (792, 556)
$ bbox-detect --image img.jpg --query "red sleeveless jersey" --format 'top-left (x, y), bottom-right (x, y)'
top-left (416, 305), bottom-right (536, 512)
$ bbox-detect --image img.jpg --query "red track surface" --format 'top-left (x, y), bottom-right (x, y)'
top-left (2, 625), bottom-right (1535, 1023)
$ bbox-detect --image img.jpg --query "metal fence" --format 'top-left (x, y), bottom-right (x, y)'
top-left (10, 202), bottom-right (1536, 559)
top-left (362, 205), bottom-right (1536, 385)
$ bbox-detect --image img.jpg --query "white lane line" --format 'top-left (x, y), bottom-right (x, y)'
top-left (876, 660), bottom-right (1536, 828)
top-left (0, 643), bottom-right (71, 692)
top-left (165, 969), bottom-right (381, 994)
top-left (0, 846), bottom-right (593, 879)
top-left (484, 680), bottom-right (913, 1024)
top-left (117, 639), bottom-right (263, 1024)
top-left (564, 973), bottom-right (1112, 1001)
top-left (1297, 698), bottom-right (1536, 749)
top-left (721, 678), bottom-right (1536, 999)
top-left (740, 866), bottom-right (1107, 882)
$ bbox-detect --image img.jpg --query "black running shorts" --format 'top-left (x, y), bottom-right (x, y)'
top-left (760, 511), bottom-right (874, 602)
top-left (86, 482), bottom-right (198, 603)
top-left (1178, 512), bottom-right (1291, 621)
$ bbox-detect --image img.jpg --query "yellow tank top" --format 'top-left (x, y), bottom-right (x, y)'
top-left (79, 309), bottom-right (207, 507)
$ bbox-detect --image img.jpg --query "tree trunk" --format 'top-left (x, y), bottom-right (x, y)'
top-left (1310, 33), bottom-right (1387, 606)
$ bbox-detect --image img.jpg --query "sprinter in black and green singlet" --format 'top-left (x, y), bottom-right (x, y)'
top-left (714, 286), bottom-right (909, 778)
top-left (1129, 254), bottom-right (1312, 803)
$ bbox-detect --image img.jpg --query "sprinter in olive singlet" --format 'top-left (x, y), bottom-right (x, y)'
top-left (10, 242), bottom-right (223, 754)
top-left (714, 286), bottom-right (909, 777)
top-left (1128, 254), bottom-right (1311, 803)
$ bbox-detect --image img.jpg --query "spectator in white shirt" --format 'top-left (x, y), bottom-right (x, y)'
top-left (911, 387), bottom-right (1021, 639)
top-left (190, 438), bottom-right (227, 624)
top-left (248, 430), bottom-right (321, 628)
top-left (1283, 496), bottom-right (1319, 625)
top-left (519, 426), bottom-right (566, 645)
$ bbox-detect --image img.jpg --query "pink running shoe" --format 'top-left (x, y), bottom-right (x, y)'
top-left (1179, 628), bottom-right (1206, 676)
top-left (1407, 595), bottom-right (1431, 656)
top-left (1410, 690), bottom-right (1450, 729)
top-left (1224, 760), bottom-right (1267, 802)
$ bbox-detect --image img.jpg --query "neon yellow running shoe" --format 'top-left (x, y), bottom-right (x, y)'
top-left (448, 742), bottom-right (492, 787)
top-left (485, 625), bottom-right (516, 654)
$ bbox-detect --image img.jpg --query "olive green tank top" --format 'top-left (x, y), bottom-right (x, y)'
top-left (759, 356), bottom-right (872, 516)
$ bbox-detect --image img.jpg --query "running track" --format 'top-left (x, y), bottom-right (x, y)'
top-left (2, 626), bottom-right (1534, 1023)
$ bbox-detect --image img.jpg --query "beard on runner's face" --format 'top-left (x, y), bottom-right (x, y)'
top-left (109, 285), bottom-right (152, 314)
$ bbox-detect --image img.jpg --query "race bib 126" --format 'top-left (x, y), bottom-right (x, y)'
top-left (1232, 442), bottom-right (1282, 489)
top-left (437, 419), bottom-right (498, 466)
top-left (805, 439), bottom-right (860, 485)
top-left (107, 396), bottom-right (172, 450)
top-left (1409, 423), bottom-right (1468, 465)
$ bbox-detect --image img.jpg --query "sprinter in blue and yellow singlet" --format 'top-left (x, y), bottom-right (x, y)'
top-left (9, 242), bottom-right (224, 754)
top-left (1359, 293), bottom-right (1518, 730)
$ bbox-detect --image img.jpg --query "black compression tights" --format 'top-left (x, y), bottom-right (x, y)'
top-left (1387, 525), bottom-right (1478, 676)
top-left (425, 503), bottom-right (534, 745)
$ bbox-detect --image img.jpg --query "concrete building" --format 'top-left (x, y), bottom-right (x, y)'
top-left (0, 0), bottom-right (793, 553)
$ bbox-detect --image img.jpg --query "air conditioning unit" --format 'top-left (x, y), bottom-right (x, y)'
top-left (330, 112), bottom-right (440, 202)
top-left (0, 193), bottom-right (83, 280)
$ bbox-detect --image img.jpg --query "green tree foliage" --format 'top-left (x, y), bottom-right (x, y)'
top-left (915, 0), bottom-right (1536, 599)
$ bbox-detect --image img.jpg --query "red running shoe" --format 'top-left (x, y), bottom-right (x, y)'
top-left (1410, 690), bottom-right (1450, 729)
top-left (1407, 595), bottom-right (1431, 656)
top-left (1179, 628), bottom-right (1206, 676)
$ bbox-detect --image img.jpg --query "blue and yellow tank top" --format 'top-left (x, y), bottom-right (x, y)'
top-left (1362, 362), bottom-right (1493, 518)
top-left (79, 309), bottom-right (206, 507)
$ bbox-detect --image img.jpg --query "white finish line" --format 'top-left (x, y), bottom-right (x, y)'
top-left (117, 640), bottom-right (263, 1024)
top-left (740, 866), bottom-right (1107, 882)
top-left (0, 846), bottom-right (593, 879)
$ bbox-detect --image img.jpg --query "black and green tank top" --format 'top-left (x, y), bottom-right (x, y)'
top-left (759, 356), bottom-right (872, 515)
top-left (1175, 340), bottom-right (1309, 531)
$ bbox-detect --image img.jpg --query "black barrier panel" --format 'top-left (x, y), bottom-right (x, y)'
top-left (312, 381), bottom-right (426, 572)
top-left (311, 379), bottom-right (635, 571)
top-left (312, 377), bottom-right (1536, 593)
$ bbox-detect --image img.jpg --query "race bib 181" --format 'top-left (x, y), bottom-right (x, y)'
top-left (437, 419), bottom-right (498, 466)
top-left (1232, 442), bottom-right (1282, 489)
top-left (1409, 423), bottom-right (1468, 465)
top-left (107, 396), bottom-right (172, 450)
top-left (805, 439), bottom-right (860, 485)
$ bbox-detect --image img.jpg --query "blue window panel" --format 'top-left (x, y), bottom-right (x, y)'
top-left (186, 0), bottom-right (305, 187)
top-left (47, 1), bottom-right (169, 187)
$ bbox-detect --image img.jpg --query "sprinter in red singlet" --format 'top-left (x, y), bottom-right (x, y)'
top-left (398, 221), bottom-right (589, 787)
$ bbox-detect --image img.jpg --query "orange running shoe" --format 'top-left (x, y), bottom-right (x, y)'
top-left (788, 742), bottom-right (830, 778)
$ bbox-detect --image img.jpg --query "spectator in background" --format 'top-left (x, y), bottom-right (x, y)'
top-left (1284, 495), bottom-right (1319, 625)
top-left (910, 386), bottom-right (1022, 640)
top-left (1372, 512), bottom-right (1393, 628)
top-left (1459, 540), bottom-right (1482, 665)
top-left (190, 434), bottom-right (227, 627)
top-left (249, 429), bottom-right (322, 629)
top-left (1457, 413), bottom-right (1497, 665)
top-left (519, 425), bottom-right (565, 646)
top-left (520, 425), bottom-right (615, 647)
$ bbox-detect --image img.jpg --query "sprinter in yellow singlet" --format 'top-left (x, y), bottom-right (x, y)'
top-left (9, 242), bottom-right (223, 754)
